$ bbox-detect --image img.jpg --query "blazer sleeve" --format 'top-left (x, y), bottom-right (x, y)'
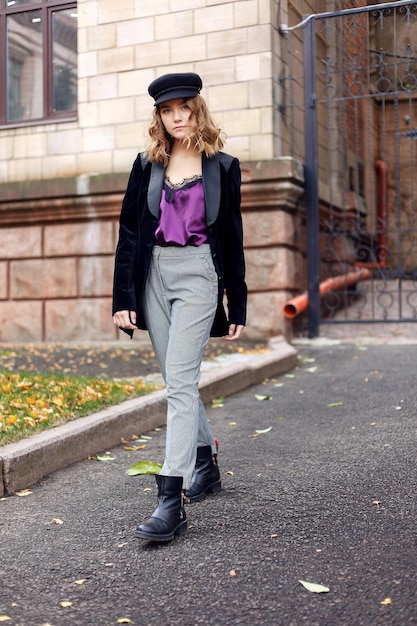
top-left (221, 158), bottom-right (247, 326)
top-left (112, 154), bottom-right (143, 315)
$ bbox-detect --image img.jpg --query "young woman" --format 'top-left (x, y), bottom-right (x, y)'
top-left (112, 72), bottom-right (247, 542)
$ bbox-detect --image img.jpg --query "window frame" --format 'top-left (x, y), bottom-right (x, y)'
top-left (0, 0), bottom-right (77, 128)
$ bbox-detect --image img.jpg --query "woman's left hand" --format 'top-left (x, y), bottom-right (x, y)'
top-left (223, 324), bottom-right (244, 341)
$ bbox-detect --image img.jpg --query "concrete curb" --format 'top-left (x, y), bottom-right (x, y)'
top-left (0, 337), bottom-right (297, 496)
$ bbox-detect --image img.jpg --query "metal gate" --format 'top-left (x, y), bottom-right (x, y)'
top-left (280, 1), bottom-right (417, 337)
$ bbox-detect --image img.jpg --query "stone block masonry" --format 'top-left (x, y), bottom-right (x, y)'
top-left (0, 219), bottom-right (117, 343)
top-left (1, 0), bottom-right (280, 184)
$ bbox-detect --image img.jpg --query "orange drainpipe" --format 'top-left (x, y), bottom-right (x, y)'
top-left (283, 267), bottom-right (371, 319)
top-left (283, 160), bottom-right (387, 320)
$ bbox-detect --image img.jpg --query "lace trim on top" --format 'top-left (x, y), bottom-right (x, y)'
top-left (165, 174), bottom-right (202, 190)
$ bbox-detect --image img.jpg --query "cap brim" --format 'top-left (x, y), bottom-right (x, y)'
top-left (154, 88), bottom-right (199, 106)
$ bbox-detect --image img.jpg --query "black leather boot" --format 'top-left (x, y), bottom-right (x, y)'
top-left (136, 475), bottom-right (187, 542)
top-left (183, 445), bottom-right (221, 503)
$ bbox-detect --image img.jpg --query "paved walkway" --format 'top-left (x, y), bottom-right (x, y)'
top-left (315, 320), bottom-right (417, 345)
top-left (1, 331), bottom-right (416, 625)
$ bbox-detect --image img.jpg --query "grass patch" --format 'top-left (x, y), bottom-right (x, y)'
top-left (0, 369), bottom-right (159, 446)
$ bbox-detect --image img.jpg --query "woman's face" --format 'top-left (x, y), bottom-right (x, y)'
top-left (159, 98), bottom-right (193, 142)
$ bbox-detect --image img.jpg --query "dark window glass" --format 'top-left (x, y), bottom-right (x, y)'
top-left (0, 1), bottom-right (77, 126)
top-left (52, 9), bottom-right (77, 112)
top-left (7, 1), bottom-right (42, 6)
top-left (7, 10), bottom-right (43, 121)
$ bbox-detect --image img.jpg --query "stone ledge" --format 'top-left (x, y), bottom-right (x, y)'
top-left (0, 157), bottom-right (305, 226)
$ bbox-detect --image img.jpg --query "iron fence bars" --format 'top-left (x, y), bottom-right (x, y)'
top-left (280, 1), bottom-right (417, 335)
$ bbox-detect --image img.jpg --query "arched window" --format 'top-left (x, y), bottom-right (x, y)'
top-left (0, 0), bottom-right (77, 126)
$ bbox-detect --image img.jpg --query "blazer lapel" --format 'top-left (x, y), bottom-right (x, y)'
top-left (147, 162), bottom-right (166, 218)
top-left (147, 156), bottom-right (221, 224)
top-left (203, 154), bottom-right (221, 226)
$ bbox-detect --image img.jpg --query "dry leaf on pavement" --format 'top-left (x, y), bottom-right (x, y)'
top-left (299, 580), bottom-right (330, 593)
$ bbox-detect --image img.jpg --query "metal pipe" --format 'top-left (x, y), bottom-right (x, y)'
top-left (283, 267), bottom-right (372, 319)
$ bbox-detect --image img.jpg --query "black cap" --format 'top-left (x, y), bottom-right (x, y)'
top-left (148, 72), bottom-right (203, 106)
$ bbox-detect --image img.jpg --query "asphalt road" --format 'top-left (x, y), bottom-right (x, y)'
top-left (1, 341), bottom-right (416, 625)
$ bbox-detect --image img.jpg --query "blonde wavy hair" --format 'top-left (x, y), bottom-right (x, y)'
top-left (146, 95), bottom-right (225, 165)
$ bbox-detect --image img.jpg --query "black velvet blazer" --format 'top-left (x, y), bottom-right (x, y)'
top-left (112, 151), bottom-right (247, 337)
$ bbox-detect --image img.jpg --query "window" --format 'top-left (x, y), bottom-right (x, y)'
top-left (0, 0), bottom-right (77, 126)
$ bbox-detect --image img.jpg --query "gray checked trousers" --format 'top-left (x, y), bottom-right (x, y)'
top-left (142, 244), bottom-right (218, 489)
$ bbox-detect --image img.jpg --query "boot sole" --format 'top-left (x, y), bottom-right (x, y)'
top-left (186, 480), bottom-right (221, 503)
top-left (136, 519), bottom-right (187, 542)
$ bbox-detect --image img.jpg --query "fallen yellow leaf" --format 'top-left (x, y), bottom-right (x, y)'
top-left (0, 617), bottom-right (11, 622)
top-left (17, 380), bottom-right (34, 389)
top-left (15, 489), bottom-right (32, 497)
top-left (380, 598), bottom-right (392, 606)
top-left (299, 580), bottom-right (330, 593)
top-left (117, 619), bottom-right (133, 624)
top-left (60, 601), bottom-right (73, 608)
top-left (255, 426), bottom-right (272, 434)
top-left (211, 396), bottom-right (225, 408)
top-left (74, 579), bottom-right (87, 585)
top-left (52, 395), bottom-right (64, 407)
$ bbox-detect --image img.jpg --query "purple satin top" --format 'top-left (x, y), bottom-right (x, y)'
top-left (155, 176), bottom-right (208, 246)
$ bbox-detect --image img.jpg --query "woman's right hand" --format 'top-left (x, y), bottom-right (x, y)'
top-left (113, 310), bottom-right (137, 330)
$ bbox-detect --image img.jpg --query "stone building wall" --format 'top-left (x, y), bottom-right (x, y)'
top-left (0, 0), bottom-right (311, 342)
top-left (3, 1), bottom-right (377, 342)
top-left (1, 0), bottom-right (281, 183)
top-left (0, 158), bottom-right (304, 342)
